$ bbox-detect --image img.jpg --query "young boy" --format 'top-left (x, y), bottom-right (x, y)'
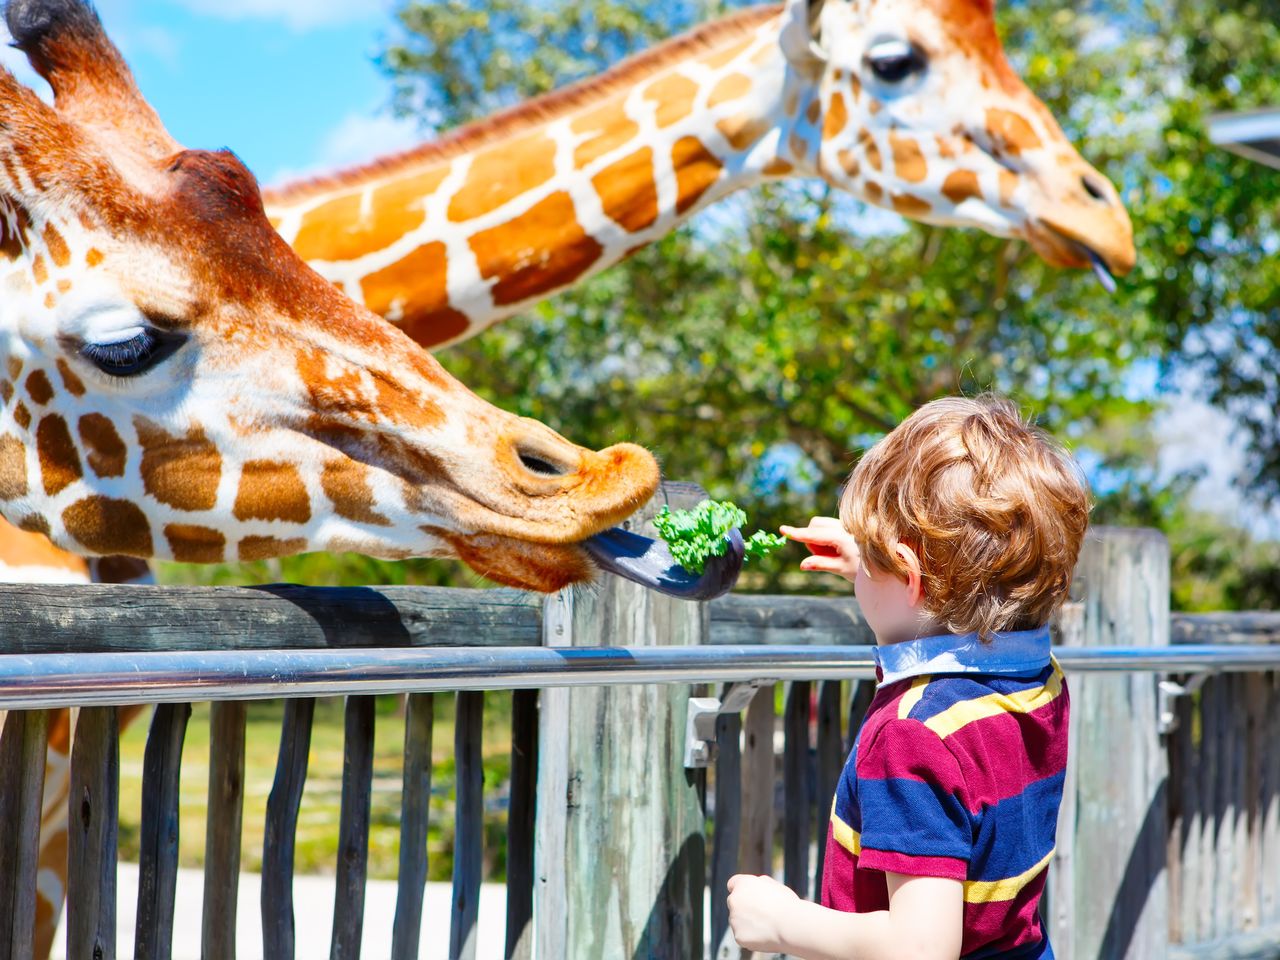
top-left (727, 395), bottom-right (1088, 960)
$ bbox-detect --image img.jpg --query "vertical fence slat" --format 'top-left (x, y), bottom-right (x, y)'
top-left (813, 681), bottom-right (843, 892)
top-left (68, 706), bottom-right (119, 960)
top-left (451, 691), bottom-right (484, 960)
top-left (135, 703), bottom-right (192, 960)
top-left (845, 681), bottom-right (875, 755)
top-left (262, 698), bottom-right (316, 960)
top-left (783, 681), bottom-right (812, 899)
top-left (331, 696), bottom-right (376, 960)
top-left (0, 710), bottom-right (49, 960)
top-left (203, 701), bottom-right (247, 960)
top-left (739, 684), bottom-right (776, 880)
top-left (711, 694), bottom-right (743, 959)
top-left (1263, 672), bottom-right (1280, 928)
top-left (1197, 677), bottom-right (1221, 943)
top-left (1168, 679), bottom-right (1199, 947)
top-left (1214, 677), bottom-right (1235, 941)
top-left (505, 690), bottom-right (537, 960)
top-left (1245, 673), bottom-right (1265, 933)
top-left (392, 693), bottom-right (434, 960)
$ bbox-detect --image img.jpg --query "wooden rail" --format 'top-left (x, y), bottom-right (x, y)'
top-left (0, 528), bottom-right (1275, 958)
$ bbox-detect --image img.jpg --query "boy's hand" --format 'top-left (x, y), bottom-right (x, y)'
top-left (780, 517), bottom-right (862, 583)
top-left (726, 873), bottom-right (800, 953)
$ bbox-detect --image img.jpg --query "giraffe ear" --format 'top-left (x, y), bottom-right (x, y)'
top-left (780, 0), bottom-right (828, 71)
top-left (5, 0), bottom-right (177, 159)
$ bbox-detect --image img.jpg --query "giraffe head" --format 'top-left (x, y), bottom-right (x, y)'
top-left (778, 0), bottom-right (1135, 281)
top-left (0, 0), bottom-right (687, 594)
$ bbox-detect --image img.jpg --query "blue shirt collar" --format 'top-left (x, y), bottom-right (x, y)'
top-left (873, 624), bottom-right (1052, 686)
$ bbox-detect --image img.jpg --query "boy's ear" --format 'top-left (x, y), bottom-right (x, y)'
top-left (895, 542), bottom-right (925, 606)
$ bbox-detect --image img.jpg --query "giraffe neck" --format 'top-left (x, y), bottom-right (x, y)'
top-left (266, 6), bottom-right (809, 349)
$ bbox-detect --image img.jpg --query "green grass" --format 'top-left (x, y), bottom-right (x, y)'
top-left (118, 694), bottom-right (515, 882)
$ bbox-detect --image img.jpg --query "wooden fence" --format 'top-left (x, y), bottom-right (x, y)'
top-left (0, 518), bottom-right (1275, 959)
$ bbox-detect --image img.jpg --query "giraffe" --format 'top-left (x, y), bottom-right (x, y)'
top-left (263, 0), bottom-right (1137, 349)
top-left (0, 1), bottom-right (741, 953)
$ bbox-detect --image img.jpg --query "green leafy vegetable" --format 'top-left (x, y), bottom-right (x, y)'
top-left (653, 500), bottom-right (787, 575)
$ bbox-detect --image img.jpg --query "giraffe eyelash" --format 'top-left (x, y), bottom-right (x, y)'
top-left (79, 327), bottom-right (187, 378)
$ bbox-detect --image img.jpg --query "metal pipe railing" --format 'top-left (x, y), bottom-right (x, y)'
top-left (0, 644), bottom-right (1275, 710)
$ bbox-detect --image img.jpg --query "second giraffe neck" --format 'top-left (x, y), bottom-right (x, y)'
top-left (267, 7), bottom-right (806, 348)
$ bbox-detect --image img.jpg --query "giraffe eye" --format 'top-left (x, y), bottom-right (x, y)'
top-left (80, 327), bottom-right (187, 377)
top-left (866, 39), bottom-right (927, 85)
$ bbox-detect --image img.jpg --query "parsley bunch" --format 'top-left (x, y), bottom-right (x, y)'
top-left (652, 500), bottom-right (787, 575)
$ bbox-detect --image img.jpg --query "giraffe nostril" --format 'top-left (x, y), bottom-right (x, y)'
top-left (1081, 175), bottom-right (1108, 203)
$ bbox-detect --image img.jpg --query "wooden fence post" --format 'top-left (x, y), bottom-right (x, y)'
top-left (535, 484), bottom-right (709, 959)
top-left (1055, 527), bottom-right (1170, 960)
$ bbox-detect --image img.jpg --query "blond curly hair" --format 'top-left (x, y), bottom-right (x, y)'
top-left (839, 395), bottom-right (1089, 639)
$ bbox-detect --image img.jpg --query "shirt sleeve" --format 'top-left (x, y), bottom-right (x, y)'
top-left (855, 717), bottom-right (972, 880)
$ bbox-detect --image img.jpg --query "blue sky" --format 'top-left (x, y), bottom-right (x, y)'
top-left (0, 0), bottom-right (424, 185)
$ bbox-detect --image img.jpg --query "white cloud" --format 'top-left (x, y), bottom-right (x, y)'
top-left (267, 108), bottom-right (426, 187)
top-left (171, 0), bottom-right (389, 30)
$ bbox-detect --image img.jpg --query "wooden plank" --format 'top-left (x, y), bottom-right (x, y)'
top-left (1263, 673), bottom-right (1280, 928)
top-left (534, 485), bottom-right (708, 960)
top-left (67, 706), bottom-right (119, 960)
top-left (0, 710), bottom-right (49, 960)
top-left (710, 696), bottom-right (743, 960)
top-left (710, 595), bottom-right (874, 645)
top-left (813, 681), bottom-right (843, 891)
top-left (505, 690), bottom-right (537, 960)
top-left (1167, 925), bottom-right (1280, 960)
top-left (392, 693), bottom-right (434, 960)
top-left (1170, 612), bottom-right (1280, 646)
top-left (1046, 601), bottom-right (1083, 959)
top-left (1065, 527), bottom-right (1170, 960)
top-left (1214, 678), bottom-right (1237, 940)
top-left (0, 585), bottom-right (541, 653)
top-left (1168, 679), bottom-right (1200, 946)
top-left (845, 680), bottom-right (875, 756)
top-left (135, 703), bottom-right (192, 960)
top-left (451, 692), bottom-right (484, 960)
top-left (1244, 674), bottom-right (1265, 933)
top-left (1198, 678), bottom-right (1222, 943)
top-left (262, 698), bottom-right (315, 960)
top-left (203, 701), bottom-right (247, 960)
top-left (331, 697), bottom-right (376, 960)
top-left (783, 681), bottom-right (812, 899)
top-left (738, 685), bottom-right (776, 880)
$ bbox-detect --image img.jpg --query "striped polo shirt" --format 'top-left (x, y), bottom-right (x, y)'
top-left (820, 626), bottom-right (1068, 960)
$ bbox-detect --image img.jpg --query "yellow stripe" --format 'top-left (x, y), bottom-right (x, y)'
top-left (897, 676), bottom-right (929, 720)
top-left (831, 808), bottom-right (862, 856)
top-left (963, 848), bottom-right (1055, 903)
top-left (923, 660), bottom-right (1064, 739)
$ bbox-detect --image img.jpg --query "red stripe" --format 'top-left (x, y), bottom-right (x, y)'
top-left (943, 697), bottom-right (1069, 811)
top-left (857, 849), bottom-right (968, 881)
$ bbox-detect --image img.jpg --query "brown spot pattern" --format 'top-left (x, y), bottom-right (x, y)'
top-left (892, 194), bottom-right (933, 217)
top-left (321, 460), bottom-right (390, 527)
top-left (234, 460), bottom-right (312, 524)
top-left (85, 248), bottom-right (104, 267)
top-left (55, 360), bottom-right (85, 396)
top-left (42, 223), bottom-right (70, 268)
top-left (78, 414), bottom-right (127, 478)
top-left (715, 115), bottom-right (772, 152)
top-left (31, 254), bottom-right (46, 285)
top-left (294, 167), bottom-right (448, 263)
top-left (239, 535), bottom-right (307, 562)
top-left (890, 134), bottom-right (927, 183)
top-left (763, 159), bottom-right (794, 176)
top-left (165, 524), bottom-right (226, 563)
top-left (942, 170), bottom-right (982, 205)
top-left (63, 497), bottom-right (154, 556)
top-left (360, 241), bottom-right (470, 346)
top-left (36, 415), bottom-right (81, 496)
top-left (999, 170), bottom-right (1018, 207)
top-left (592, 148), bottom-right (659, 234)
top-left (700, 35), bottom-right (753, 70)
top-left (91, 556), bottom-right (154, 584)
top-left (468, 192), bottom-right (605, 307)
top-left (986, 109), bottom-right (1042, 156)
top-left (6, 358), bottom-right (21, 381)
top-left (18, 514), bottom-right (49, 536)
top-left (14, 404), bottom-right (30, 430)
top-left (571, 103), bottom-right (640, 169)
top-left (708, 73), bottom-right (751, 108)
top-left (823, 94), bottom-right (848, 140)
top-left (643, 74), bottom-right (699, 129)
top-left (865, 181), bottom-right (884, 204)
top-left (448, 132), bottom-right (558, 222)
top-left (137, 418), bottom-right (222, 511)
top-left (25, 370), bottom-right (53, 405)
top-left (672, 137), bottom-right (724, 216)
top-left (0, 434), bottom-right (28, 499)
top-left (837, 150), bottom-right (860, 178)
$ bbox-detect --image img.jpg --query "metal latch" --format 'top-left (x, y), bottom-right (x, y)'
top-left (684, 681), bottom-right (765, 768)
top-left (1158, 672), bottom-right (1210, 735)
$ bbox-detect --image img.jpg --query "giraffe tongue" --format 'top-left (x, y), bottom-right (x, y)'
top-left (1083, 245), bottom-right (1118, 294)
top-left (585, 527), bottom-right (745, 601)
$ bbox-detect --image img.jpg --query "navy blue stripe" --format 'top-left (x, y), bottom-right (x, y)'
top-left (857, 775), bottom-right (970, 861)
top-left (969, 771), bottom-right (1065, 881)
top-left (905, 666), bottom-right (1055, 723)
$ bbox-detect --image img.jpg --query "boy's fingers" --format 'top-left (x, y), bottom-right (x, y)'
top-left (800, 555), bottom-right (851, 574)
top-left (779, 524), bottom-right (846, 548)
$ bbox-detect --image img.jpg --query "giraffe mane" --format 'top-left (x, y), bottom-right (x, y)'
top-left (264, 3), bottom-right (783, 206)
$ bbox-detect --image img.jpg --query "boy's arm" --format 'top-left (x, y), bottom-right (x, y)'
top-left (727, 872), bottom-right (963, 960)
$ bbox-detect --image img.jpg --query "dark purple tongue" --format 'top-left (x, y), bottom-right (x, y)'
top-left (585, 527), bottom-right (745, 601)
